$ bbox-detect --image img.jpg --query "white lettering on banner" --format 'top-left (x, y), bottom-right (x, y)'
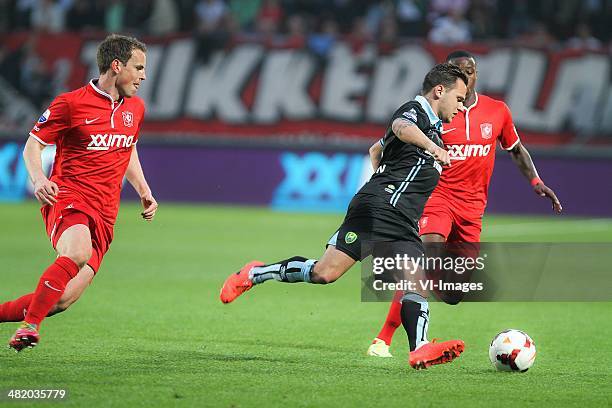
top-left (254, 50), bottom-right (316, 122)
top-left (75, 40), bottom-right (612, 135)
top-left (544, 55), bottom-right (608, 134)
top-left (506, 50), bottom-right (548, 130)
top-left (507, 50), bottom-right (610, 133)
top-left (185, 45), bottom-right (262, 122)
top-left (473, 49), bottom-right (513, 93)
top-left (82, 41), bottom-right (100, 81)
top-left (601, 91), bottom-right (612, 131)
top-left (321, 44), bottom-right (372, 121)
top-left (87, 134), bottom-right (135, 150)
top-left (147, 40), bottom-right (194, 118)
top-left (126, 44), bottom-right (162, 110)
top-left (367, 46), bottom-right (433, 122)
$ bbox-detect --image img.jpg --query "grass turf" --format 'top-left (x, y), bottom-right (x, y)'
top-left (0, 202), bottom-right (611, 407)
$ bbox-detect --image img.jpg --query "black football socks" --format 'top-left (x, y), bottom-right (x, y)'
top-left (250, 256), bottom-right (316, 284)
top-left (400, 292), bottom-right (430, 351)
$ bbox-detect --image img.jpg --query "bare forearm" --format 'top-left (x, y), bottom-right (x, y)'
top-left (509, 142), bottom-right (562, 212)
top-left (369, 142), bottom-right (382, 170)
top-left (23, 136), bottom-right (59, 205)
top-left (509, 143), bottom-right (539, 181)
top-left (392, 119), bottom-right (437, 152)
top-left (126, 148), bottom-right (150, 197)
top-left (391, 118), bottom-right (450, 165)
top-left (23, 137), bottom-right (48, 183)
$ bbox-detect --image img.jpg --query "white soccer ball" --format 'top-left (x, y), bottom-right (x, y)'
top-left (488, 329), bottom-right (536, 372)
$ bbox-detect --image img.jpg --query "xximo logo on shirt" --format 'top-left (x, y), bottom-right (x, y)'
top-left (271, 152), bottom-right (367, 212)
top-left (87, 134), bottom-right (136, 150)
top-left (447, 144), bottom-right (491, 161)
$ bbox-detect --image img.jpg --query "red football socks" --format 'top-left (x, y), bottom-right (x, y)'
top-left (24, 256), bottom-right (79, 327)
top-left (0, 293), bottom-right (34, 322)
top-left (374, 290), bottom-right (404, 346)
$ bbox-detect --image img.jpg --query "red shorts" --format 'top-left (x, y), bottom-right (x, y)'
top-left (418, 195), bottom-right (482, 243)
top-left (41, 199), bottom-right (113, 274)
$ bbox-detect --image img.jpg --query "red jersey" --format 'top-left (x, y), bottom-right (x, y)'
top-left (435, 93), bottom-right (519, 215)
top-left (29, 79), bottom-right (145, 225)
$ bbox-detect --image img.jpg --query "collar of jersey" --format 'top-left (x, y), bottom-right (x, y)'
top-left (414, 95), bottom-right (442, 131)
top-left (461, 92), bottom-right (479, 112)
top-left (89, 79), bottom-right (123, 104)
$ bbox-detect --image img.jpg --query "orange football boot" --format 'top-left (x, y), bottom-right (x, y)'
top-left (8, 322), bottom-right (40, 352)
top-left (220, 261), bottom-right (264, 304)
top-left (409, 339), bottom-right (465, 369)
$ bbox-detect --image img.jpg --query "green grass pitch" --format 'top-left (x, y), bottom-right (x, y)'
top-left (1, 202), bottom-right (611, 407)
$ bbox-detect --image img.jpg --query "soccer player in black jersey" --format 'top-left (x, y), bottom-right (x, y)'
top-left (220, 63), bottom-right (468, 369)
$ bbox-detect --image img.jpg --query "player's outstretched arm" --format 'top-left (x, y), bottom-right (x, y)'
top-left (126, 147), bottom-right (158, 221)
top-left (23, 136), bottom-right (58, 206)
top-left (508, 142), bottom-right (562, 213)
top-left (369, 140), bottom-right (383, 170)
top-left (392, 118), bottom-right (450, 166)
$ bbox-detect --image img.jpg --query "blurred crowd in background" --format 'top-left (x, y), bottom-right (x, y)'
top-left (0, 0), bottom-right (610, 51)
top-left (0, 0), bottom-right (611, 132)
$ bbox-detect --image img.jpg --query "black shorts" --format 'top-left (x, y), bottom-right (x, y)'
top-left (326, 215), bottom-right (423, 261)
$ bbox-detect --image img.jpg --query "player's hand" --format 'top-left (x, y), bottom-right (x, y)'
top-left (534, 182), bottom-right (562, 213)
top-left (427, 145), bottom-right (451, 166)
top-left (33, 178), bottom-right (59, 206)
top-left (140, 193), bottom-right (158, 221)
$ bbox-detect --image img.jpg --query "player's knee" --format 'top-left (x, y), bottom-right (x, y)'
top-left (51, 302), bottom-right (68, 314)
top-left (62, 246), bottom-right (92, 268)
top-left (311, 273), bottom-right (336, 284)
top-left (53, 292), bottom-right (80, 314)
top-left (48, 301), bottom-right (69, 316)
top-left (437, 292), bottom-right (463, 305)
top-left (57, 238), bottom-right (93, 268)
top-left (310, 266), bottom-right (340, 284)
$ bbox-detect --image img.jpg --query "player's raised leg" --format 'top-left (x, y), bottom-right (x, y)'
top-left (0, 294), bottom-right (34, 323)
top-left (8, 224), bottom-right (91, 351)
top-left (220, 245), bottom-right (356, 303)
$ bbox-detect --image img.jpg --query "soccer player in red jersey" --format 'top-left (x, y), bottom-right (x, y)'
top-left (366, 50), bottom-right (562, 359)
top-left (0, 34), bottom-right (158, 351)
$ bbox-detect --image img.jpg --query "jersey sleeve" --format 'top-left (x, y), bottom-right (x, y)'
top-left (29, 95), bottom-right (71, 145)
top-left (391, 106), bottom-right (419, 127)
top-left (499, 102), bottom-right (520, 150)
top-left (138, 107), bottom-right (145, 137)
top-left (132, 102), bottom-right (146, 144)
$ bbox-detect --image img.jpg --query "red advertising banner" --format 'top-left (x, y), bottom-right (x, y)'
top-left (1, 33), bottom-right (611, 146)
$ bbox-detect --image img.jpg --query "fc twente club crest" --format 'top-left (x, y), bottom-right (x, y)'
top-left (122, 111), bottom-right (134, 128)
top-left (480, 123), bottom-right (492, 139)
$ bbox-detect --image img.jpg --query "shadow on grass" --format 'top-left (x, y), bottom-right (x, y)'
top-left (197, 352), bottom-right (292, 364)
top-left (220, 337), bottom-right (345, 353)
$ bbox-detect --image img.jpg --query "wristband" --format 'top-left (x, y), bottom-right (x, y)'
top-left (530, 177), bottom-right (543, 187)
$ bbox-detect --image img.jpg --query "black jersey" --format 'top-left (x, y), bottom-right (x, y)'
top-left (350, 96), bottom-right (445, 237)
